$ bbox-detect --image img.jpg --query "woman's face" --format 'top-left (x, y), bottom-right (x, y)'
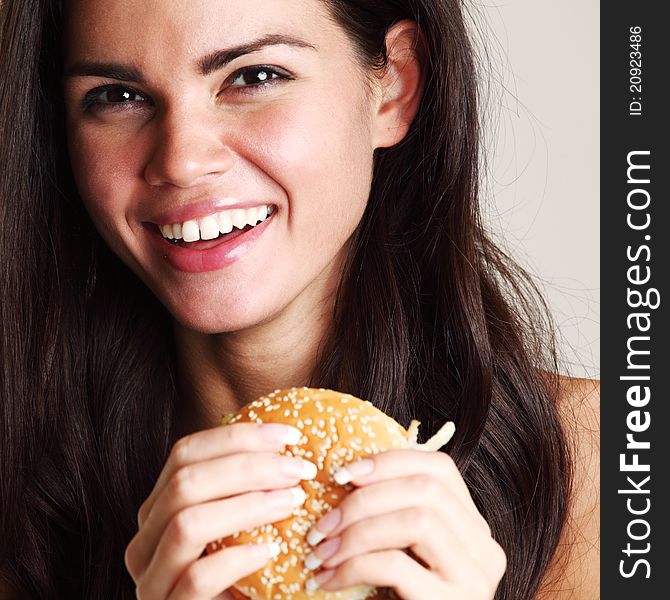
top-left (63, 0), bottom-right (379, 333)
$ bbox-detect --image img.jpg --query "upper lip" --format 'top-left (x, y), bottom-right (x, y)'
top-left (146, 198), bottom-right (276, 226)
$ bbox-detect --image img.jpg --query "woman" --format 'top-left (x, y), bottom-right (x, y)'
top-left (0, 0), bottom-right (599, 598)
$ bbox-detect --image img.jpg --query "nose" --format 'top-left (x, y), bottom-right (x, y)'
top-left (143, 107), bottom-right (235, 188)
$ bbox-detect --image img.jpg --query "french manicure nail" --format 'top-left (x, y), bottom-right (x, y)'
top-left (307, 508), bottom-right (341, 546)
top-left (280, 457), bottom-right (318, 480)
top-left (248, 541), bottom-right (281, 559)
top-left (265, 486), bottom-right (306, 508)
top-left (333, 458), bottom-right (374, 485)
top-left (261, 423), bottom-right (302, 445)
top-left (306, 569), bottom-right (336, 592)
top-left (305, 537), bottom-right (341, 570)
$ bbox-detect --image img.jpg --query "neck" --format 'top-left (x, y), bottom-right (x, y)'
top-left (173, 279), bottom-right (337, 437)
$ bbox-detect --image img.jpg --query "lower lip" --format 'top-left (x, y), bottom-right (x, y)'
top-left (148, 211), bottom-right (275, 273)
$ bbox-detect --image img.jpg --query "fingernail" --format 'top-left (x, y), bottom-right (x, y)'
top-left (305, 536), bottom-right (340, 570)
top-left (307, 508), bottom-right (341, 546)
top-left (279, 457), bottom-right (318, 480)
top-left (248, 541), bottom-right (281, 559)
top-left (306, 569), bottom-right (335, 592)
top-left (264, 486), bottom-right (306, 508)
top-left (260, 423), bottom-right (303, 445)
top-left (333, 458), bottom-right (374, 485)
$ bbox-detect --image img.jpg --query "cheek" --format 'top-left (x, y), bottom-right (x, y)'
top-left (67, 122), bottom-right (141, 226)
top-left (241, 95), bottom-right (373, 237)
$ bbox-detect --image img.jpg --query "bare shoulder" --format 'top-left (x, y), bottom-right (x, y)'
top-left (538, 375), bottom-right (600, 599)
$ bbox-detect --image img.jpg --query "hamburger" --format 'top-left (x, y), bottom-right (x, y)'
top-left (206, 387), bottom-right (455, 600)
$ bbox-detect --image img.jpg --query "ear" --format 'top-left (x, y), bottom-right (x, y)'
top-left (371, 20), bottom-right (427, 149)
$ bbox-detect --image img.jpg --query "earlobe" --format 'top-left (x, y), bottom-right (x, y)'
top-left (372, 20), bottom-right (427, 149)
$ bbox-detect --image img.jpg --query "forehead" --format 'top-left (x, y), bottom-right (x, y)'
top-left (64, 0), bottom-right (339, 64)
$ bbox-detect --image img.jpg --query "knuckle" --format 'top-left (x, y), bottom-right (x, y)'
top-left (491, 541), bottom-right (507, 577)
top-left (436, 451), bottom-right (458, 478)
top-left (337, 555), bottom-right (365, 583)
top-left (169, 465), bottom-right (196, 503)
top-left (405, 505), bottom-right (434, 531)
top-left (136, 501), bottom-right (150, 527)
top-left (170, 435), bottom-right (194, 468)
top-left (383, 550), bottom-right (407, 574)
top-left (479, 516), bottom-right (493, 538)
top-left (134, 578), bottom-right (151, 600)
top-left (124, 541), bottom-right (140, 579)
top-left (408, 474), bottom-right (442, 499)
top-left (169, 508), bottom-right (197, 546)
top-left (181, 563), bottom-right (211, 595)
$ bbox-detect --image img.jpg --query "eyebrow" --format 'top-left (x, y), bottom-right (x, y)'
top-left (63, 33), bottom-right (318, 82)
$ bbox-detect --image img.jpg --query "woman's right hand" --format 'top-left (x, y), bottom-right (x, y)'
top-left (124, 422), bottom-right (316, 599)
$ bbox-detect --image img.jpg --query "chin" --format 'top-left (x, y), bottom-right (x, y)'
top-left (165, 297), bottom-right (278, 335)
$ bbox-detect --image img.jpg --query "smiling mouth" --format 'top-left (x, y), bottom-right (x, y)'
top-left (154, 205), bottom-right (276, 250)
top-left (163, 224), bottom-right (254, 249)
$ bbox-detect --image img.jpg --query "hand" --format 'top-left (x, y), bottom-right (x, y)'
top-left (124, 422), bottom-right (317, 599)
top-left (301, 450), bottom-right (506, 599)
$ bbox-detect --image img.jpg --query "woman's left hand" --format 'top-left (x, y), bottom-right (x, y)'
top-left (302, 449), bottom-right (507, 599)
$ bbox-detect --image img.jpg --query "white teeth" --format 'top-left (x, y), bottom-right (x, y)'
top-left (159, 204), bottom-right (274, 241)
top-left (218, 212), bottom-right (233, 234)
top-left (200, 215), bottom-right (219, 240)
top-left (246, 207), bottom-right (259, 227)
top-left (231, 209), bottom-right (247, 230)
top-left (182, 220), bottom-right (200, 242)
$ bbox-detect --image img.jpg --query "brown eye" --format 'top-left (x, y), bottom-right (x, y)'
top-left (81, 85), bottom-right (149, 112)
top-left (228, 65), bottom-right (292, 91)
top-left (97, 87), bottom-right (145, 104)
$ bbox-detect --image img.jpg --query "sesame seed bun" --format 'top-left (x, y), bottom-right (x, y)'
top-left (206, 387), bottom-right (455, 600)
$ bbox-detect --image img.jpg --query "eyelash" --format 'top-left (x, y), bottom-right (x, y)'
top-left (80, 65), bottom-right (293, 112)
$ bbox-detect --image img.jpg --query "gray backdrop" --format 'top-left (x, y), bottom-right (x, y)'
top-left (476, 1), bottom-right (599, 379)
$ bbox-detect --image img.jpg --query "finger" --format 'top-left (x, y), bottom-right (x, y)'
top-left (307, 475), bottom-right (490, 557)
top-left (129, 452), bottom-right (316, 577)
top-left (333, 450), bottom-right (484, 523)
top-left (137, 486), bottom-right (307, 600)
top-left (305, 507), bottom-right (479, 583)
top-left (139, 422), bottom-right (302, 527)
top-left (307, 549), bottom-right (445, 600)
top-left (166, 542), bottom-right (280, 600)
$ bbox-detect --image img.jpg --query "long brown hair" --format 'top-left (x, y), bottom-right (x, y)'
top-left (0, 0), bottom-right (571, 598)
